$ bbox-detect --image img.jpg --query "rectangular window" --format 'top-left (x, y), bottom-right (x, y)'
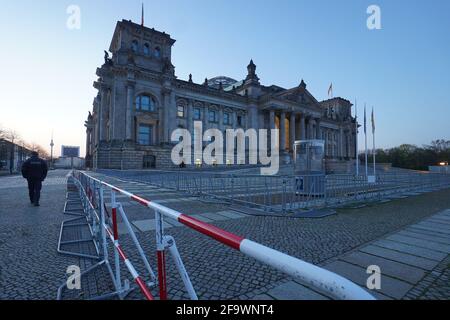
top-left (223, 112), bottom-right (231, 125)
top-left (193, 108), bottom-right (201, 120)
top-left (237, 115), bottom-right (243, 126)
top-left (141, 96), bottom-right (151, 111)
top-left (138, 124), bottom-right (152, 145)
top-left (209, 110), bottom-right (217, 123)
top-left (177, 105), bottom-right (185, 118)
top-left (136, 95), bottom-right (155, 112)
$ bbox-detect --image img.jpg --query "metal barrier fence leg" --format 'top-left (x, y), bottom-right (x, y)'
top-left (155, 210), bottom-right (168, 300)
top-left (164, 236), bottom-right (198, 300)
top-left (100, 185), bottom-right (109, 263)
top-left (117, 204), bottom-right (157, 284)
top-left (111, 191), bottom-right (123, 294)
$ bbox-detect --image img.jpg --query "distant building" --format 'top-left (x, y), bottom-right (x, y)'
top-left (85, 19), bottom-right (357, 169)
top-left (0, 139), bottom-right (33, 174)
top-left (54, 157), bottom-right (85, 169)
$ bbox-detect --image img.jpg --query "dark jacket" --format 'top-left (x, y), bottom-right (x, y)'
top-left (21, 156), bottom-right (48, 181)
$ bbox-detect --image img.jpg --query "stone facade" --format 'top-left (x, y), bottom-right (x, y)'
top-left (85, 19), bottom-right (357, 169)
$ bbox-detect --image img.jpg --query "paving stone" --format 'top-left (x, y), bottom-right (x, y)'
top-left (191, 215), bottom-right (214, 223)
top-left (427, 217), bottom-right (450, 225)
top-left (385, 234), bottom-right (450, 254)
top-left (416, 221), bottom-right (450, 233)
top-left (324, 261), bottom-right (413, 299)
top-left (405, 226), bottom-right (450, 238)
top-left (131, 219), bottom-right (172, 232)
top-left (372, 240), bottom-right (446, 261)
top-left (105, 202), bottom-right (132, 207)
top-left (397, 230), bottom-right (450, 246)
top-left (408, 224), bottom-right (450, 236)
top-left (266, 281), bottom-right (328, 300)
top-left (165, 218), bottom-right (184, 227)
top-left (201, 212), bottom-right (232, 221)
top-left (117, 222), bottom-right (140, 235)
top-left (250, 294), bottom-right (274, 300)
top-left (340, 251), bottom-right (425, 284)
top-left (359, 245), bottom-right (438, 271)
top-left (215, 211), bottom-right (246, 219)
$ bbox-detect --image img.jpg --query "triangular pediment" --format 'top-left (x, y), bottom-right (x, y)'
top-left (275, 85), bottom-right (320, 106)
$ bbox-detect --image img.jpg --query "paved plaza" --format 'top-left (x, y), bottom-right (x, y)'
top-left (1, 169), bottom-right (450, 300)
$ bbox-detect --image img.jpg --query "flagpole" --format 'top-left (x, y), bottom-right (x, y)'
top-left (364, 104), bottom-right (368, 177)
top-left (355, 99), bottom-right (359, 176)
top-left (372, 107), bottom-right (376, 178)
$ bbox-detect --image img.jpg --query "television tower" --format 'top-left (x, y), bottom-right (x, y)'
top-left (50, 131), bottom-right (54, 168)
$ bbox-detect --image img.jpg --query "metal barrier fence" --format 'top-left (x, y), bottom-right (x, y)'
top-left (98, 170), bottom-right (450, 213)
top-left (68, 170), bottom-right (375, 300)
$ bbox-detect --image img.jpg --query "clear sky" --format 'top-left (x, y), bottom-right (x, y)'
top-left (0, 0), bottom-right (449, 156)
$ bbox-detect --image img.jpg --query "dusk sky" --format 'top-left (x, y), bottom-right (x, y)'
top-left (1, 0), bottom-right (449, 156)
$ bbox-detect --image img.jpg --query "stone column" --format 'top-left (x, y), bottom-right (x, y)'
top-left (290, 113), bottom-right (296, 151)
top-left (339, 127), bottom-right (344, 159)
top-left (315, 118), bottom-right (322, 140)
top-left (126, 81), bottom-right (135, 141)
top-left (280, 112), bottom-right (286, 152)
top-left (300, 115), bottom-right (306, 140)
top-left (309, 119), bottom-right (316, 140)
top-left (85, 129), bottom-right (90, 157)
top-left (187, 99), bottom-right (193, 135)
top-left (99, 87), bottom-right (108, 141)
top-left (269, 110), bottom-right (275, 130)
top-left (162, 89), bottom-right (170, 143)
top-left (219, 107), bottom-right (224, 131)
top-left (169, 93), bottom-right (177, 142)
top-left (269, 110), bottom-right (275, 150)
top-left (347, 132), bottom-right (351, 158)
top-left (203, 103), bottom-right (209, 129)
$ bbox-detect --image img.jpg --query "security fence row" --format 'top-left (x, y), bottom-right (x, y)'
top-left (98, 170), bottom-right (450, 213)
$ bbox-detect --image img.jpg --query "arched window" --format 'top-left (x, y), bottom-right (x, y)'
top-left (177, 100), bottom-right (186, 118)
top-left (154, 47), bottom-right (161, 58)
top-left (131, 40), bottom-right (139, 53)
top-left (143, 43), bottom-right (150, 56)
top-left (135, 94), bottom-right (156, 112)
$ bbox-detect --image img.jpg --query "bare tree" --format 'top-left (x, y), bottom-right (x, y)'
top-left (0, 124), bottom-right (5, 139)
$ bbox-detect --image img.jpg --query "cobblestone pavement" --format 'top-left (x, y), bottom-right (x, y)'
top-left (0, 170), bottom-right (75, 299)
top-left (404, 244), bottom-right (450, 300)
top-left (2, 170), bottom-right (450, 300)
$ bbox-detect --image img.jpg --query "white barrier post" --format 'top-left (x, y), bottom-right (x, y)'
top-left (99, 184), bottom-right (109, 262)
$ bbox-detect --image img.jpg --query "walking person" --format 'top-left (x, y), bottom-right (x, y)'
top-left (21, 151), bottom-right (48, 207)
